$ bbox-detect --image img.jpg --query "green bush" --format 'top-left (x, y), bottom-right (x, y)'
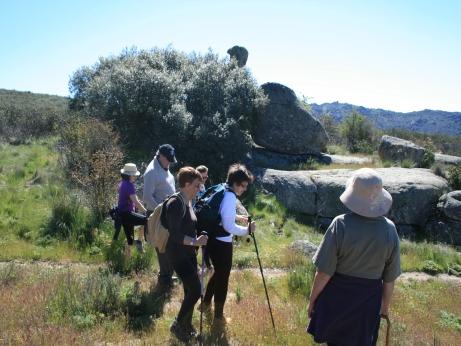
top-left (59, 117), bottom-right (123, 223)
top-left (420, 151), bottom-right (435, 168)
top-left (448, 264), bottom-right (461, 277)
top-left (287, 261), bottom-right (316, 298)
top-left (48, 268), bottom-right (123, 329)
top-left (447, 165), bottom-right (461, 190)
top-left (105, 238), bottom-right (155, 275)
top-left (421, 260), bottom-right (444, 275)
top-left (439, 310), bottom-right (461, 333)
top-left (42, 190), bottom-right (93, 246)
top-left (0, 263), bottom-right (23, 286)
top-left (69, 47), bottom-right (266, 180)
top-left (340, 111), bottom-right (376, 154)
top-left (400, 159), bottom-right (416, 169)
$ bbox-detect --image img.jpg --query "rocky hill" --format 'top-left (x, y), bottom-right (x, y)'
top-left (310, 102), bottom-right (461, 136)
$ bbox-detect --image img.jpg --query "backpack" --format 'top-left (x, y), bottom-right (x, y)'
top-left (146, 193), bottom-right (186, 253)
top-left (194, 183), bottom-right (235, 237)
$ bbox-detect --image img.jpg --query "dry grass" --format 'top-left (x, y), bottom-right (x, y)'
top-left (1, 262), bottom-right (460, 345)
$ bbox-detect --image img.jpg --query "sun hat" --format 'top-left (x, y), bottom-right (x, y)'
top-left (158, 144), bottom-right (177, 163)
top-left (120, 163), bottom-right (140, 176)
top-left (340, 168), bottom-right (392, 218)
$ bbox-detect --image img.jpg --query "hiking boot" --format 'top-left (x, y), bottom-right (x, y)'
top-left (170, 320), bottom-right (192, 342)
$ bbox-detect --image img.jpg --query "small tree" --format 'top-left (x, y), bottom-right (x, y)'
top-left (59, 117), bottom-right (124, 223)
top-left (319, 113), bottom-right (340, 144)
top-left (340, 111), bottom-right (375, 153)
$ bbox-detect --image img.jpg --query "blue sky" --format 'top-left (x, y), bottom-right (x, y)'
top-left (1, 0), bottom-right (460, 112)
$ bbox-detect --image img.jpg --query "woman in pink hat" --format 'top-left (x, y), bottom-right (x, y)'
top-left (307, 168), bottom-right (401, 346)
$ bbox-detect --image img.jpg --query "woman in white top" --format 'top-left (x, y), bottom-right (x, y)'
top-left (202, 163), bottom-right (256, 323)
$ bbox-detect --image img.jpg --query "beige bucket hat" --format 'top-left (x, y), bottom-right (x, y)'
top-left (120, 163), bottom-right (140, 176)
top-left (340, 168), bottom-right (392, 218)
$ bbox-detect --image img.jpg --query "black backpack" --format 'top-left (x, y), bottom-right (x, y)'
top-left (194, 183), bottom-right (235, 237)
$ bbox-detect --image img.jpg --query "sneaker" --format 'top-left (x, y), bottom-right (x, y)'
top-left (170, 321), bottom-right (192, 342)
top-left (185, 324), bottom-right (198, 337)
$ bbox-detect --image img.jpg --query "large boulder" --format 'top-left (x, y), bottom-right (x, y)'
top-left (257, 167), bottom-right (449, 226)
top-left (434, 153), bottom-right (461, 166)
top-left (425, 218), bottom-right (461, 246)
top-left (257, 168), bottom-right (317, 215)
top-left (290, 240), bottom-right (318, 257)
top-left (227, 46), bottom-right (248, 67)
top-left (253, 83), bottom-right (328, 155)
top-left (247, 145), bottom-right (331, 170)
top-left (378, 135), bottom-right (429, 167)
top-left (437, 191), bottom-right (461, 221)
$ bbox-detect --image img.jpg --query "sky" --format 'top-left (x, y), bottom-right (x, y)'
top-left (1, 0), bottom-right (460, 112)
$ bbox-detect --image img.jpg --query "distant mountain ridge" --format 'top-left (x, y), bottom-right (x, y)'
top-left (309, 102), bottom-right (461, 136)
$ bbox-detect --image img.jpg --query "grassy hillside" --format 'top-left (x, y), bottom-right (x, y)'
top-left (0, 88), bottom-right (68, 110)
top-left (0, 89), bottom-right (69, 142)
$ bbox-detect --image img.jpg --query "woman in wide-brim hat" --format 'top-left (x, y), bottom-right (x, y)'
top-left (117, 163), bottom-right (148, 257)
top-left (307, 168), bottom-right (401, 346)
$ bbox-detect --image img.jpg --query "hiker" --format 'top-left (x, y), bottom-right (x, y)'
top-left (195, 165), bottom-right (209, 201)
top-left (194, 165), bottom-right (212, 271)
top-left (307, 168), bottom-right (401, 346)
top-left (117, 163), bottom-right (148, 258)
top-left (166, 167), bottom-right (208, 342)
top-left (143, 144), bottom-right (176, 287)
top-left (202, 163), bottom-right (256, 324)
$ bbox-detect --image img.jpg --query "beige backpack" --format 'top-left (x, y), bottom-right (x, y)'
top-left (146, 193), bottom-right (186, 253)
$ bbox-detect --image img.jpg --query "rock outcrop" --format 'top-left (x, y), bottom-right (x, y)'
top-left (290, 240), bottom-right (318, 257)
top-left (258, 168), bottom-right (317, 215)
top-left (257, 167), bottom-right (449, 227)
top-left (437, 191), bottom-right (461, 221)
top-left (227, 46), bottom-right (249, 67)
top-left (252, 83), bottom-right (328, 155)
top-left (378, 135), bottom-right (429, 167)
top-left (434, 153), bottom-right (461, 166)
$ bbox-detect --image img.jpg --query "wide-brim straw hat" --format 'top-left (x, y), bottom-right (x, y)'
top-left (120, 163), bottom-right (140, 176)
top-left (340, 168), bottom-right (392, 218)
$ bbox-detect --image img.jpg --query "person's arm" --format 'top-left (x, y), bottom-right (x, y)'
top-left (130, 194), bottom-right (147, 214)
top-left (307, 271), bottom-right (332, 317)
top-left (220, 192), bottom-right (249, 236)
top-left (142, 170), bottom-right (159, 210)
top-left (380, 281), bottom-right (395, 316)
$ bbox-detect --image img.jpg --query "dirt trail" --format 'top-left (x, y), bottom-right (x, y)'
top-left (2, 260), bottom-right (461, 285)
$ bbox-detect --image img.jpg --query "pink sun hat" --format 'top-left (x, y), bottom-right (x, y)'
top-left (340, 168), bottom-right (393, 218)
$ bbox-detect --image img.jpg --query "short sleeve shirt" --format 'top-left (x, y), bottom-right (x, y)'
top-left (313, 213), bottom-right (401, 282)
top-left (117, 180), bottom-right (136, 213)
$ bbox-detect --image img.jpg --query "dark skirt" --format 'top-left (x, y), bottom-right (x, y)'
top-left (307, 273), bottom-right (383, 346)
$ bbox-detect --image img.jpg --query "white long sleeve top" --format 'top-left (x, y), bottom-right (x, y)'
top-left (216, 191), bottom-right (249, 242)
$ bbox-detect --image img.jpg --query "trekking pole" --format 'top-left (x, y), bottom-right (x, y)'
top-left (248, 216), bottom-right (276, 334)
top-left (199, 232), bottom-right (207, 345)
top-left (380, 314), bottom-right (391, 346)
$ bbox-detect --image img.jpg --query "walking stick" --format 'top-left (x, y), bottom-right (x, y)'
top-left (380, 314), bottom-right (391, 346)
top-left (248, 216), bottom-right (276, 334)
top-left (199, 232), bottom-right (207, 345)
